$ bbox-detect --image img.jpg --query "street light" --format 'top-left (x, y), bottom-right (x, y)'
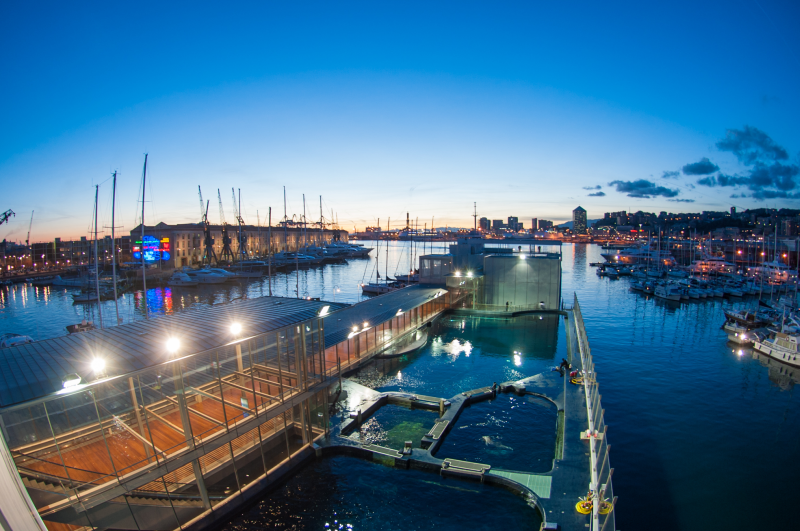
top-left (166, 338), bottom-right (180, 355)
top-left (230, 323), bottom-right (242, 336)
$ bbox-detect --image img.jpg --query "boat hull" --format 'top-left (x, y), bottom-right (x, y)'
top-left (754, 341), bottom-right (800, 367)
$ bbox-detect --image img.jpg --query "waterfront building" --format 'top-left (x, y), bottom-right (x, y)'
top-left (479, 217), bottom-right (490, 231)
top-left (539, 220), bottom-right (554, 230)
top-left (131, 223), bottom-right (348, 268)
top-left (491, 219), bottom-right (505, 230)
top-left (0, 289), bottom-right (465, 529)
top-left (572, 206), bottom-right (587, 235)
top-left (531, 217), bottom-right (538, 231)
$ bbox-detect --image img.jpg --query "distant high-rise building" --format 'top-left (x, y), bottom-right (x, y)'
top-left (531, 218), bottom-right (538, 231)
top-left (731, 206), bottom-right (736, 216)
top-left (479, 217), bottom-right (490, 231)
top-left (573, 206), bottom-right (587, 234)
top-left (507, 216), bottom-right (522, 231)
top-left (539, 220), bottom-right (553, 230)
top-left (492, 219), bottom-right (505, 230)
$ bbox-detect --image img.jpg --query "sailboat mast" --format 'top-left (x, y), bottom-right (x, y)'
top-left (386, 217), bottom-right (389, 284)
top-left (376, 218), bottom-right (380, 284)
top-left (283, 186), bottom-right (288, 252)
top-left (93, 185), bottom-right (104, 329)
top-left (111, 171), bottom-right (120, 326)
top-left (141, 154), bottom-right (149, 320)
top-left (302, 194), bottom-right (307, 250)
top-left (268, 207), bottom-right (272, 296)
top-left (319, 196), bottom-right (323, 247)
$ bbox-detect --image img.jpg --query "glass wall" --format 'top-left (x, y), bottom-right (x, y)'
top-left (0, 318), bottom-right (327, 529)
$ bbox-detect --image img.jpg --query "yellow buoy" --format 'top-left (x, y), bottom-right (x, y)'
top-left (575, 500), bottom-right (593, 514)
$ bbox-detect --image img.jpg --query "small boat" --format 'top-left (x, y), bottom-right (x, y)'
top-left (393, 272), bottom-right (419, 283)
top-left (66, 320), bottom-right (96, 334)
top-left (72, 291), bottom-right (100, 303)
top-left (52, 275), bottom-right (88, 288)
top-left (31, 276), bottom-right (54, 287)
top-left (184, 269), bottom-right (228, 284)
top-left (168, 272), bottom-right (199, 287)
top-left (361, 282), bottom-right (398, 295)
top-left (654, 282), bottom-right (681, 302)
top-left (0, 333), bottom-right (34, 348)
top-left (723, 310), bottom-right (772, 328)
top-left (606, 269), bottom-right (619, 280)
top-left (754, 331), bottom-right (800, 367)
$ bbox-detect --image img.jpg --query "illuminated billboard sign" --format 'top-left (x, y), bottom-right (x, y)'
top-left (133, 236), bottom-right (171, 262)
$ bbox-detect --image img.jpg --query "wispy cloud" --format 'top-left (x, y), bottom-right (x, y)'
top-left (682, 157), bottom-right (719, 175)
top-left (668, 198), bottom-right (695, 203)
top-left (694, 126), bottom-right (799, 201)
top-left (661, 170), bottom-right (680, 179)
top-left (716, 125), bottom-right (788, 164)
top-left (608, 179), bottom-right (679, 198)
top-left (582, 185), bottom-right (602, 190)
top-left (587, 191), bottom-right (605, 197)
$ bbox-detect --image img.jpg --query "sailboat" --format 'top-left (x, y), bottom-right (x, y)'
top-left (361, 218), bottom-right (399, 295)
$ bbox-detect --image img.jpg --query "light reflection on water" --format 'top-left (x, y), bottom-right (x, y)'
top-left (0, 241), bottom-right (414, 340)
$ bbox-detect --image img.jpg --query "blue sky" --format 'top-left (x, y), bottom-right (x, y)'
top-left (1, 1), bottom-right (799, 241)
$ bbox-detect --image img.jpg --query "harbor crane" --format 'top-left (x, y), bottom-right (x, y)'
top-left (217, 189), bottom-right (234, 262)
top-left (25, 211), bottom-right (34, 246)
top-left (0, 209), bottom-right (14, 226)
top-left (198, 186), bottom-right (205, 223)
top-left (232, 188), bottom-right (247, 261)
top-left (201, 200), bottom-right (217, 264)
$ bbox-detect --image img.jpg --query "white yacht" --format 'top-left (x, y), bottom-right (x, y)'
top-left (749, 261), bottom-right (796, 283)
top-left (361, 282), bottom-right (398, 295)
top-left (168, 272), bottom-right (198, 287)
top-left (754, 331), bottom-right (800, 368)
top-left (654, 282), bottom-right (682, 301)
top-left (689, 254), bottom-right (735, 275)
top-left (185, 269), bottom-right (228, 284)
top-left (600, 244), bottom-right (676, 267)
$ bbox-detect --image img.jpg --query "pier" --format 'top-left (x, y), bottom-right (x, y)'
top-left (319, 293), bottom-right (615, 531)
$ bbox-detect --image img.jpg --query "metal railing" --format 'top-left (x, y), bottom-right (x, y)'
top-left (572, 293), bottom-right (617, 531)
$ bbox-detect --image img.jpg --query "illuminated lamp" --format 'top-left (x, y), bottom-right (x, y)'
top-left (90, 358), bottom-right (105, 375)
top-left (62, 373), bottom-right (82, 389)
top-left (166, 338), bottom-right (180, 355)
top-left (230, 323), bottom-right (242, 335)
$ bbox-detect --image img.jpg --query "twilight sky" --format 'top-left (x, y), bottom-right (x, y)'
top-left (1, 1), bottom-right (799, 242)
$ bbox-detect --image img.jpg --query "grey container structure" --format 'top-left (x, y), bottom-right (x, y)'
top-left (482, 252), bottom-right (562, 310)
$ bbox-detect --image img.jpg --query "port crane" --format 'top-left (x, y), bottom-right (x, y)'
top-left (232, 188), bottom-right (247, 261)
top-left (198, 187), bottom-right (216, 264)
top-left (0, 210), bottom-right (14, 270)
top-left (0, 209), bottom-right (14, 226)
top-left (25, 211), bottom-right (34, 246)
top-left (198, 186), bottom-right (205, 223)
top-left (217, 189), bottom-right (234, 262)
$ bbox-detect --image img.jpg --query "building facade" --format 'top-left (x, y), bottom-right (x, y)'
top-left (130, 223), bottom-right (349, 268)
top-left (572, 206), bottom-right (587, 234)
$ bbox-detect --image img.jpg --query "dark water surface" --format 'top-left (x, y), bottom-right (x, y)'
top-left (220, 455), bottom-right (541, 531)
top-left (4, 241), bottom-right (798, 530)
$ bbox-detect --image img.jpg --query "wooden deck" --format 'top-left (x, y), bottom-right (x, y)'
top-left (15, 366), bottom-right (303, 488)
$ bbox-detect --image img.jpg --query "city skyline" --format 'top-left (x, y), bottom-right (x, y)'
top-left (2, 1), bottom-right (799, 242)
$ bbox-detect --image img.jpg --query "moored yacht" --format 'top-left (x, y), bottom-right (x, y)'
top-left (754, 331), bottom-right (800, 367)
top-left (601, 244), bottom-right (676, 267)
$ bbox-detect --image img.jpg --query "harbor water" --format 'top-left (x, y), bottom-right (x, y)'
top-left (2, 241), bottom-right (799, 530)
